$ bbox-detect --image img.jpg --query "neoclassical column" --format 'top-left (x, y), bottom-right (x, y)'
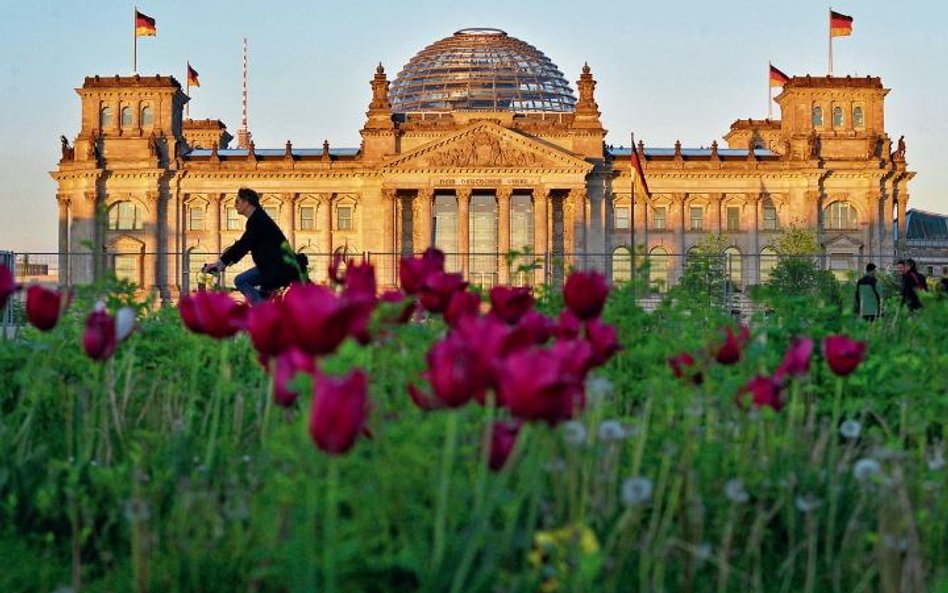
top-left (209, 193), bottom-right (222, 256)
top-left (897, 192), bottom-right (908, 250)
top-left (674, 193), bottom-right (686, 280)
top-left (533, 189), bottom-right (549, 284)
top-left (415, 189), bottom-right (434, 253)
top-left (281, 193), bottom-right (296, 248)
top-left (570, 188), bottom-right (587, 269)
top-left (709, 193), bottom-right (723, 235)
top-left (456, 188), bottom-right (471, 279)
top-left (57, 194), bottom-right (72, 287)
top-left (145, 190), bottom-right (161, 295)
top-left (381, 188), bottom-right (397, 286)
top-left (496, 188), bottom-right (512, 284)
top-left (319, 193), bottom-right (333, 282)
top-left (751, 194), bottom-right (761, 285)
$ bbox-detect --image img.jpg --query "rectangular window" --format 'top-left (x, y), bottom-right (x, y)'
top-left (299, 206), bottom-right (315, 230)
top-left (109, 202), bottom-right (143, 231)
top-left (690, 207), bottom-right (704, 231)
top-left (726, 207), bottom-right (740, 232)
top-left (652, 206), bottom-right (666, 230)
top-left (614, 206), bottom-right (630, 230)
top-left (264, 206), bottom-right (279, 221)
top-left (337, 206), bottom-right (352, 230)
top-left (763, 206), bottom-right (777, 231)
top-left (189, 206), bottom-right (205, 231)
top-left (226, 207), bottom-right (241, 230)
top-left (113, 255), bottom-right (139, 285)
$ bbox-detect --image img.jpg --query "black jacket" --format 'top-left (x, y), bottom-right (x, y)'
top-left (221, 208), bottom-right (297, 289)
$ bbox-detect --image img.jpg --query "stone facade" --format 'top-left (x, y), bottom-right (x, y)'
top-left (51, 41), bottom-right (914, 301)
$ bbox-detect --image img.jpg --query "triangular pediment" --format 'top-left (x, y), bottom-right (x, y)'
top-left (824, 234), bottom-right (864, 249)
top-left (382, 121), bottom-right (593, 173)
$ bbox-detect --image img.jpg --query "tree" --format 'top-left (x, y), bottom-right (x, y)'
top-left (673, 234), bottom-right (731, 309)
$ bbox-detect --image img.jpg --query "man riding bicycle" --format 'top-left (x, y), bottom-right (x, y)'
top-left (202, 187), bottom-right (300, 304)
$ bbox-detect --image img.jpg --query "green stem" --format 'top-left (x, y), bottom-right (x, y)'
top-left (324, 459), bottom-right (339, 593)
top-left (824, 376), bottom-right (844, 570)
top-left (204, 339), bottom-right (230, 468)
top-left (431, 411), bottom-right (459, 577)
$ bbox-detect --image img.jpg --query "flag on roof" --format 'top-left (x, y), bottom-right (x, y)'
top-left (769, 64), bottom-right (790, 87)
top-left (135, 10), bottom-right (156, 37)
top-left (630, 138), bottom-right (650, 197)
top-left (187, 64), bottom-right (200, 87)
top-left (830, 10), bottom-right (853, 37)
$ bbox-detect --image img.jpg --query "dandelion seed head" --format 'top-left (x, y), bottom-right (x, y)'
top-left (562, 421), bottom-right (587, 446)
top-left (839, 419), bottom-right (862, 439)
top-left (724, 478), bottom-right (750, 504)
top-left (853, 458), bottom-right (882, 482)
top-left (621, 476), bottom-right (654, 506)
top-left (585, 376), bottom-right (614, 403)
top-left (795, 493), bottom-right (822, 513)
top-left (598, 420), bottom-right (627, 442)
top-left (122, 498), bottom-right (151, 523)
top-left (926, 441), bottom-right (945, 471)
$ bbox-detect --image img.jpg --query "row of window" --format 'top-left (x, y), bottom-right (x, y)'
top-left (189, 205), bottom-right (352, 232)
top-left (100, 105), bottom-right (154, 129)
top-left (615, 205), bottom-right (780, 232)
top-left (812, 105), bottom-right (864, 128)
top-left (615, 202), bottom-right (859, 232)
top-left (611, 246), bottom-right (781, 288)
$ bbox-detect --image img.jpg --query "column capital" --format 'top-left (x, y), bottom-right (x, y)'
top-left (495, 187), bottom-right (513, 202)
top-left (381, 188), bottom-right (398, 203)
top-left (455, 187), bottom-right (472, 201)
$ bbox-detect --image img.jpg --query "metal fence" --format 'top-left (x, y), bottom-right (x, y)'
top-left (2, 249), bottom-right (946, 318)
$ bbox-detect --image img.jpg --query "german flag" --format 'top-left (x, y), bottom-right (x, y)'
top-left (769, 64), bottom-right (790, 87)
top-left (830, 10), bottom-right (853, 37)
top-left (630, 139), bottom-right (650, 197)
top-left (187, 64), bottom-right (200, 87)
top-left (135, 10), bottom-right (156, 37)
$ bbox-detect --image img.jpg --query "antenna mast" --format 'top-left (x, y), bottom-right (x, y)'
top-left (236, 37), bottom-right (252, 149)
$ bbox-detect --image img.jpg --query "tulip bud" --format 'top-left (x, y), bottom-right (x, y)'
top-left (26, 285), bottom-right (65, 331)
top-left (823, 335), bottom-right (866, 377)
top-left (563, 270), bottom-right (610, 320)
top-left (83, 305), bottom-right (117, 361)
top-left (309, 370), bottom-right (369, 455)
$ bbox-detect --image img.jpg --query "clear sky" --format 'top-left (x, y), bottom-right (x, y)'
top-left (1, 0), bottom-right (944, 252)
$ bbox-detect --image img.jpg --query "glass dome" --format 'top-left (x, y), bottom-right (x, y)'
top-left (389, 28), bottom-right (577, 113)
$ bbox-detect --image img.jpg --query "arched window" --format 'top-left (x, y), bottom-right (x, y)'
top-left (99, 106), bottom-right (113, 128)
top-left (140, 105), bottom-right (154, 126)
top-left (611, 246), bottom-right (632, 283)
top-left (120, 106), bottom-right (133, 127)
top-left (853, 106), bottom-right (864, 127)
top-left (811, 106), bottom-right (823, 127)
top-left (823, 201), bottom-right (858, 230)
top-left (760, 247), bottom-right (779, 283)
top-left (724, 247), bottom-right (742, 286)
top-left (832, 106), bottom-right (844, 127)
top-left (648, 247), bottom-right (669, 292)
top-left (107, 202), bottom-right (144, 231)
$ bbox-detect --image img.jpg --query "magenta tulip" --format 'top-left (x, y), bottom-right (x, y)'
top-left (714, 325), bottom-right (750, 365)
top-left (282, 283), bottom-right (357, 356)
top-left (419, 271), bottom-right (467, 314)
top-left (444, 289), bottom-right (481, 328)
top-left (0, 264), bottom-right (16, 310)
top-left (774, 337), bottom-right (814, 382)
top-left (585, 318), bottom-right (622, 367)
top-left (489, 286), bottom-right (534, 325)
top-left (82, 307), bottom-right (117, 361)
top-left (488, 420), bottom-right (521, 471)
top-left (26, 285), bottom-right (65, 331)
top-left (247, 299), bottom-right (292, 357)
top-left (668, 352), bottom-right (703, 385)
top-left (735, 375), bottom-right (784, 411)
top-left (823, 335), bottom-right (867, 377)
top-left (273, 348), bottom-right (316, 407)
top-left (309, 370), bottom-right (369, 455)
top-left (563, 270), bottom-right (610, 320)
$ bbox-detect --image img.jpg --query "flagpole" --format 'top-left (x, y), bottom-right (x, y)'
top-left (133, 6), bottom-right (138, 74)
top-left (630, 132), bottom-right (637, 302)
top-left (828, 7), bottom-right (834, 75)
top-left (185, 62), bottom-right (190, 118)
top-left (768, 62), bottom-right (773, 119)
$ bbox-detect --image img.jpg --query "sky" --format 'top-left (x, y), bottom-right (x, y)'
top-left (1, 0), bottom-right (945, 252)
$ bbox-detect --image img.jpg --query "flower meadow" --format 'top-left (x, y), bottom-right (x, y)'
top-left (0, 252), bottom-right (946, 593)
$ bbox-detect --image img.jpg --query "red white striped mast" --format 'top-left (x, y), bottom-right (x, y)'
top-left (237, 37), bottom-right (252, 149)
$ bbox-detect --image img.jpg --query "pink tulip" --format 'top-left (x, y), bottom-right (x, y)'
top-left (399, 248), bottom-right (445, 295)
top-left (273, 348), bottom-right (316, 407)
top-left (247, 299), bottom-right (292, 357)
top-left (823, 335), bottom-right (867, 377)
top-left (282, 283), bottom-right (356, 356)
top-left (585, 318), bottom-right (622, 367)
top-left (714, 325), bottom-right (750, 365)
top-left (26, 285), bottom-right (65, 331)
top-left (82, 306), bottom-right (117, 361)
top-left (498, 347), bottom-right (584, 425)
top-left (444, 289), bottom-right (481, 328)
top-left (309, 370), bottom-right (369, 455)
top-left (419, 271), bottom-right (467, 314)
top-left (488, 421), bottom-right (521, 471)
top-left (563, 270), bottom-right (610, 320)
top-left (735, 375), bottom-right (784, 411)
top-left (489, 286), bottom-right (534, 325)
top-left (180, 291), bottom-right (247, 339)
top-left (774, 337), bottom-right (814, 382)
top-left (0, 264), bottom-right (17, 310)
top-left (668, 352), bottom-right (703, 385)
